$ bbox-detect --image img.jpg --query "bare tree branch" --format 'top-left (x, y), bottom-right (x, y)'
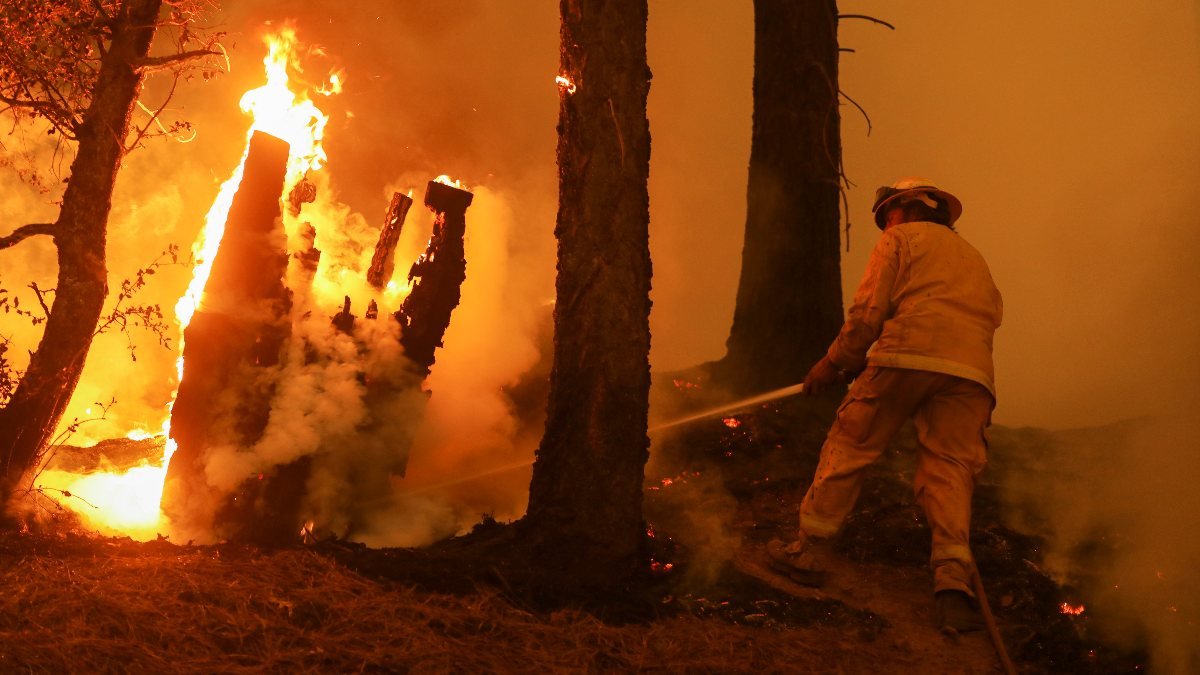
top-left (0, 223), bottom-right (57, 251)
top-left (131, 48), bottom-right (219, 74)
top-left (839, 89), bottom-right (872, 135)
top-left (838, 14), bottom-right (896, 30)
top-left (28, 282), bottom-right (52, 319)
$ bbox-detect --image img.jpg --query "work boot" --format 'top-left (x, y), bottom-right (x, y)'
top-left (935, 590), bottom-right (985, 634)
top-left (765, 536), bottom-right (827, 587)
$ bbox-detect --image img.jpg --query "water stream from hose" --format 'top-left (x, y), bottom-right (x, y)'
top-left (401, 382), bottom-right (806, 495)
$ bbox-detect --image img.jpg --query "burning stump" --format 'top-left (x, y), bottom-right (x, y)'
top-left (162, 131), bottom-right (292, 540)
top-left (395, 180), bottom-right (473, 376)
top-left (163, 166), bottom-right (477, 545)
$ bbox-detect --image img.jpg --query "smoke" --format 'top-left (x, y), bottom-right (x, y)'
top-left (369, 186), bottom-right (545, 541)
top-left (994, 399), bottom-right (1200, 671)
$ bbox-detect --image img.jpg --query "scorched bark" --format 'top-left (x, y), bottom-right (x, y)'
top-left (394, 181), bottom-right (472, 377)
top-left (523, 0), bottom-right (652, 586)
top-left (717, 0), bottom-right (844, 394)
top-left (161, 131), bottom-right (292, 541)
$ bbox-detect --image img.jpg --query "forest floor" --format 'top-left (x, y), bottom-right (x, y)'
top-left (0, 377), bottom-right (1151, 673)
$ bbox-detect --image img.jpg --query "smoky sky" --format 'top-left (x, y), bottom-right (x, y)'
top-left (3, 0), bottom-right (1199, 440)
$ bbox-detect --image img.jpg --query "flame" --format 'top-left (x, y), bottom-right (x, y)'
top-left (1060, 602), bottom-right (1086, 616)
top-left (555, 74), bottom-right (577, 95)
top-left (434, 174), bottom-right (469, 191)
top-left (47, 28), bottom-right (336, 541)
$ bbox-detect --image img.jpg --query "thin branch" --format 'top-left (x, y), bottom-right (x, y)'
top-left (131, 48), bottom-right (220, 74)
top-left (0, 223), bottom-right (57, 251)
top-left (0, 92), bottom-right (60, 114)
top-left (839, 47), bottom-right (856, 53)
top-left (839, 89), bottom-right (872, 135)
top-left (28, 282), bottom-right (52, 318)
top-left (838, 14), bottom-right (896, 30)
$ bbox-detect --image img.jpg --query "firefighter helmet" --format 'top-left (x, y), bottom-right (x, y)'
top-left (871, 178), bottom-right (962, 230)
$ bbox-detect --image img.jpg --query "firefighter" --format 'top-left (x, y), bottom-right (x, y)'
top-left (767, 178), bottom-right (1003, 633)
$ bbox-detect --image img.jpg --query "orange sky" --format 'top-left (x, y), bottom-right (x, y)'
top-left (2, 0), bottom-right (1198, 435)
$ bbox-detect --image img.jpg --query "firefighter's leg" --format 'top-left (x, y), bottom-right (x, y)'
top-left (798, 367), bottom-right (924, 539)
top-left (912, 375), bottom-right (992, 597)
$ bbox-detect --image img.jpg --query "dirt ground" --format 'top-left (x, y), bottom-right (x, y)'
top-left (1, 378), bottom-right (1136, 673)
top-left (0, 529), bottom-right (1012, 674)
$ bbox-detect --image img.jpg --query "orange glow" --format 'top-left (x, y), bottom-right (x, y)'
top-left (46, 28), bottom-right (337, 541)
top-left (722, 417), bottom-right (741, 428)
top-left (1060, 602), bottom-right (1086, 616)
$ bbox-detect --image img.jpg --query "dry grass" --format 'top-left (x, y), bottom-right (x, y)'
top-left (0, 532), bottom-right (908, 674)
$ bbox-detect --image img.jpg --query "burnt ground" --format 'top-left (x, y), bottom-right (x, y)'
top-left (1, 379), bottom-right (1165, 673)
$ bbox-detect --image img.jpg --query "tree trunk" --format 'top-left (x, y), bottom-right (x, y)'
top-left (715, 0), bottom-right (844, 394)
top-left (523, 0), bottom-right (652, 586)
top-left (161, 131), bottom-right (292, 542)
top-left (0, 0), bottom-right (162, 503)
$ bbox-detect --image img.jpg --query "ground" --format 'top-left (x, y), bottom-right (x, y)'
top-left (0, 530), bottom-right (1002, 673)
top-left (0, 377), bottom-right (1142, 673)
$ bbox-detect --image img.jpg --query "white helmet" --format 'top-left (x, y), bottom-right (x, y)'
top-left (871, 178), bottom-right (962, 229)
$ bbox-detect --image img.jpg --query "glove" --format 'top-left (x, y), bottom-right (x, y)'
top-left (802, 356), bottom-right (842, 396)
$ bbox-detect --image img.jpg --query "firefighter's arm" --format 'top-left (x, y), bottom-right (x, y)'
top-left (825, 230), bottom-right (902, 372)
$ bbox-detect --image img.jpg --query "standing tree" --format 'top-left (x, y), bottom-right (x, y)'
top-left (0, 0), bottom-right (219, 507)
top-left (713, 0), bottom-right (844, 395)
top-left (522, 0), bottom-right (652, 589)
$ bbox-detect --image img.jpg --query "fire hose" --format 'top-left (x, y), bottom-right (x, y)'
top-left (972, 563), bottom-right (1018, 675)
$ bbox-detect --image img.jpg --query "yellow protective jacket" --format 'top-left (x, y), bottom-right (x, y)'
top-left (825, 221), bottom-right (1003, 398)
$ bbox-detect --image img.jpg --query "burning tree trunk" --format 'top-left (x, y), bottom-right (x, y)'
top-left (522, 0), bottom-right (652, 588)
top-left (367, 191), bottom-right (414, 289)
top-left (713, 0), bottom-right (844, 394)
top-left (0, 0), bottom-right (164, 506)
top-left (161, 131), bottom-right (292, 539)
top-left (394, 181), bottom-right (472, 377)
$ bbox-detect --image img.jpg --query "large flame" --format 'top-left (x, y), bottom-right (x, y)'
top-left (38, 28), bottom-right (337, 540)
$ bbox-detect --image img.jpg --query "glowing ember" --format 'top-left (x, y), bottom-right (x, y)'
top-left (47, 28), bottom-right (337, 541)
top-left (555, 74), bottom-right (577, 95)
top-left (722, 417), bottom-right (741, 428)
top-left (1060, 602), bottom-right (1086, 616)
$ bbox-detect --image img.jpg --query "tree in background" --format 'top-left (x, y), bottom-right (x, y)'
top-left (523, 0), bottom-right (652, 589)
top-left (713, 0), bottom-right (844, 395)
top-left (0, 0), bottom-right (220, 508)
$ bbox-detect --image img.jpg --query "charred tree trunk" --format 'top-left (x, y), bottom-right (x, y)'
top-left (161, 131), bottom-right (292, 540)
top-left (714, 0), bottom-right (844, 394)
top-left (0, 0), bottom-right (163, 505)
top-left (523, 0), bottom-right (652, 588)
top-left (367, 192), bottom-right (414, 289)
top-left (394, 181), bottom-right (472, 377)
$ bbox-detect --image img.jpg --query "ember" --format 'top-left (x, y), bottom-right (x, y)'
top-left (1060, 602), bottom-right (1086, 616)
top-left (555, 74), bottom-right (577, 94)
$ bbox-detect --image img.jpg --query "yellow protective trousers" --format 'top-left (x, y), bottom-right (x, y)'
top-left (799, 366), bottom-right (992, 596)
